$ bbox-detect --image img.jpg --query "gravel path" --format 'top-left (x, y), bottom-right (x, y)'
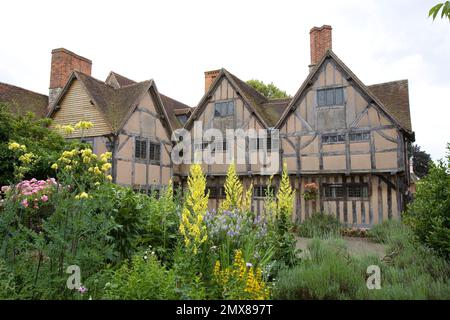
top-left (296, 236), bottom-right (386, 258)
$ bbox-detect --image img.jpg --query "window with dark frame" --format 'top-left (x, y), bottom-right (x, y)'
top-left (135, 138), bottom-right (147, 160)
top-left (323, 183), bottom-right (369, 199)
top-left (207, 186), bottom-right (225, 198)
top-left (253, 185), bottom-right (269, 198)
top-left (349, 131), bottom-right (371, 142)
top-left (322, 133), bottom-right (345, 144)
top-left (317, 87), bottom-right (345, 107)
top-left (149, 142), bottom-right (160, 163)
top-left (214, 100), bottom-right (235, 117)
top-left (324, 184), bottom-right (345, 198)
top-left (347, 184), bottom-right (369, 198)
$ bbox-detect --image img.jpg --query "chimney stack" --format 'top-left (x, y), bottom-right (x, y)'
top-left (204, 69), bottom-right (220, 93)
top-left (309, 25), bottom-right (332, 70)
top-left (49, 48), bottom-right (92, 106)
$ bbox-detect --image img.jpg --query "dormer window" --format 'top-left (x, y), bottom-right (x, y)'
top-left (317, 87), bottom-right (344, 107)
top-left (214, 100), bottom-right (234, 117)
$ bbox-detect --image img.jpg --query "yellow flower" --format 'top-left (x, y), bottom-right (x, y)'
top-left (93, 167), bottom-right (101, 175)
top-left (277, 162), bottom-right (295, 218)
top-left (75, 192), bottom-right (89, 200)
top-left (100, 152), bottom-right (112, 162)
top-left (74, 121), bottom-right (94, 130)
top-left (106, 175), bottom-right (112, 181)
top-left (51, 163), bottom-right (58, 170)
top-left (65, 165), bottom-right (72, 171)
top-left (8, 141), bottom-right (27, 152)
top-left (101, 163), bottom-right (112, 171)
top-left (179, 164), bottom-right (209, 254)
top-left (18, 152), bottom-right (35, 164)
top-left (221, 163), bottom-right (244, 211)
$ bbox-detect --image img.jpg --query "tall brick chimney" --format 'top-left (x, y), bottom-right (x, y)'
top-left (49, 48), bottom-right (92, 106)
top-left (309, 25), bottom-right (332, 70)
top-left (204, 69), bottom-right (220, 93)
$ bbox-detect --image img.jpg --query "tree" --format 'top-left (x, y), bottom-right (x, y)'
top-left (405, 144), bottom-right (450, 259)
top-left (411, 144), bottom-right (432, 178)
top-left (429, 2), bottom-right (450, 21)
top-left (246, 79), bottom-right (289, 99)
top-left (0, 103), bottom-right (69, 186)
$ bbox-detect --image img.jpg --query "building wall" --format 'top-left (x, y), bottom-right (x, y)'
top-left (114, 89), bottom-right (173, 191)
top-left (51, 79), bottom-right (111, 137)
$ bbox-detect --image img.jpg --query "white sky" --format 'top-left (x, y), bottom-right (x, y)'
top-left (1, 0), bottom-right (449, 160)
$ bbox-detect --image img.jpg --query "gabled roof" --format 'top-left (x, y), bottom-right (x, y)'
top-left (368, 80), bottom-right (412, 132)
top-left (275, 50), bottom-right (413, 137)
top-left (185, 68), bottom-right (292, 129)
top-left (46, 71), bottom-right (174, 136)
top-left (105, 71), bottom-right (191, 129)
top-left (105, 71), bottom-right (137, 88)
top-left (0, 82), bottom-right (48, 117)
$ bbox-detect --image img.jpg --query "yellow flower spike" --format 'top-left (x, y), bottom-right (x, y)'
top-left (221, 163), bottom-right (244, 211)
top-left (179, 164), bottom-right (209, 254)
top-left (277, 162), bottom-right (295, 218)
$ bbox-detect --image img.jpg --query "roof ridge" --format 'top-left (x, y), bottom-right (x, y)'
top-left (368, 79), bottom-right (408, 87)
top-left (0, 81), bottom-right (48, 98)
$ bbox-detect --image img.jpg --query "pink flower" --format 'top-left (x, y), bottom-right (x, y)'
top-left (21, 199), bottom-right (29, 208)
top-left (41, 195), bottom-right (48, 202)
top-left (78, 286), bottom-right (88, 294)
top-left (33, 205), bottom-right (39, 209)
top-left (1, 186), bottom-right (10, 193)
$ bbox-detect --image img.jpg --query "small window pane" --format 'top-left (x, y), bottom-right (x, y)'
top-left (335, 88), bottom-right (344, 105)
top-left (326, 89), bottom-right (334, 105)
top-left (317, 90), bottom-right (326, 106)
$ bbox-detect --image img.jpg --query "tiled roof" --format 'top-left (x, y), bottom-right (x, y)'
top-left (368, 80), bottom-right (412, 132)
top-left (0, 82), bottom-right (48, 117)
top-left (105, 71), bottom-right (192, 129)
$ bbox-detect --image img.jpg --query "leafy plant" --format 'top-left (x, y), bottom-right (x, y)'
top-left (103, 252), bottom-right (178, 299)
top-left (429, 2), bottom-right (450, 21)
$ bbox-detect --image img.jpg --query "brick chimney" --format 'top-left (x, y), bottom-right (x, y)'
top-left (309, 25), bottom-right (332, 70)
top-left (204, 69), bottom-right (220, 93)
top-left (49, 48), bottom-right (92, 106)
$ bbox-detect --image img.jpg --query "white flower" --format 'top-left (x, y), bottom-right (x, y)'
top-left (143, 255), bottom-right (148, 260)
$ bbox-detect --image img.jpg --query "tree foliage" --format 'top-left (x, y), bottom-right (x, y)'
top-left (429, 2), bottom-right (450, 21)
top-left (411, 144), bottom-right (432, 178)
top-left (405, 144), bottom-right (450, 259)
top-left (0, 104), bottom-right (69, 186)
top-left (246, 79), bottom-right (289, 99)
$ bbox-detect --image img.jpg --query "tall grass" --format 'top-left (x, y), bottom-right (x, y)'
top-left (274, 221), bottom-right (450, 300)
top-left (297, 213), bottom-right (342, 238)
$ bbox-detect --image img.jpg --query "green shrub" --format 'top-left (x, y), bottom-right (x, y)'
top-left (0, 104), bottom-right (70, 186)
top-left (298, 212), bottom-right (342, 238)
top-left (367, 219), bottom-right (411, 244)
top-left (274, 222), bottom-right (450, 300)
top-left (273, 238), bottom-right (371, 299)
top-left (404, 144), bottom-right (450, 259)
top-left (103, 253), bottom-right (178, 299)
top-left (138, 184), bottom-right (180, 264)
